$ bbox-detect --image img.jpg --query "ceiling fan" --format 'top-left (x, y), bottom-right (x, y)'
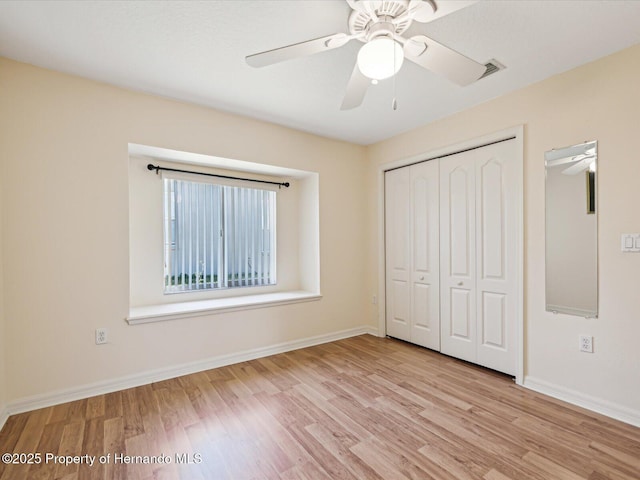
top-left (245, 0), bottom-right (486, 110)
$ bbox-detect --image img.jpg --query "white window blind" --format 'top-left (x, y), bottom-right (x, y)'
top-left (163, 177), bottom-right (276, 293)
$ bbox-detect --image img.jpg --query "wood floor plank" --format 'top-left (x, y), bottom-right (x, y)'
top-left (78, 417), bottom-right (104, 480)
top-left (589, 460), bottom-right (640, 480)
top-left (183, 418), bottom-right (230, 480)
top-left (0, 413), bottom-right (29, 453)
top-left (140, 412), bottom-right (171, 468)
top-left (54, 421), bottom-right (85, 479)
top-left (121, 389), bottom-right (144, 440)
top-left (484, 469), bottom-right (515, 480)
top-left (103, 391), bottom-right (123, 420)
top-left (417, 405), bottom-right (550, 480)
top-left (510, 415), bottom-right (599, 477)
top-left (292, 383), bottom-right (375, 441)
top-left (590, 440), bottom-right (640, 469)
top-left (522, 451), bottom-right (586, 480)
top-left (84, 396), bottom-right (105, 421)
top-left (228, 362), bottom-right (280, 396)
top-left (350, 437), bottom-right (415, 480)
top-left (103, 417), bottom-right (125, 480)
top-left (286, 422), bottom-right (356, 480)
top-left (250, 391), bottom-right (322, 471)
top-left (220, 392), bottom-right (294, 476)
top-left (254, 357), bottom-right (301, 392)
top-left (305, 421), bottom-right (384, 480)
top-left (582, 419), bottom-right (640, 455)
top-left (1, 408), bottom-right (52, 480)
top-left (279, 460), bottom-right (330, 480)
top-left (588, 441), bottom-right (640, 479)
top-left (1, 335), bottom-right (638, 480)
top-left (24, 420), bottom-right (65, 480)
top-left (122, 432), bottom-right (154, 480)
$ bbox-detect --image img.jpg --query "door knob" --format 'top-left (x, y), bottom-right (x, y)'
top-left (419, 276), bottom-right (425, 280)
top-left (457, 281), bottom-right (463, 286)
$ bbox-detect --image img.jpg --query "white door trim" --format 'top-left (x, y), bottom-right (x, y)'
top-left (377, 126), bottom-right (524, 385)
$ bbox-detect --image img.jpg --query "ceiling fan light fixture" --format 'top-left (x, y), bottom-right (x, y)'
top-left (357, 37), bottom-right (404, 80)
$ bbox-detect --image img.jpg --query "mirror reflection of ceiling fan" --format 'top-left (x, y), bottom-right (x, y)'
top-left (246, 0), bottom-right (487, 109)
top-left (546, 149), bottom-right (596, 175)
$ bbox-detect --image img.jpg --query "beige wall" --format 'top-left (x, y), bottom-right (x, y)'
top-left (0, 58), bottom-right (368, 402)
top-left (367, 44), bottom-right (640, 414)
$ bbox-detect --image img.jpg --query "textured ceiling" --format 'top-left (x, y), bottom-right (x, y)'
top-left (1, 0), bottom-right (640, 145)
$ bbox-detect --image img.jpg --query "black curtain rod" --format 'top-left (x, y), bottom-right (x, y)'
top-left (147, 163), bottom-right (290, 188)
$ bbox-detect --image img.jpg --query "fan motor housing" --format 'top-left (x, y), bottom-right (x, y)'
top-left (348, 1), bottom-right (413, 41)
top-left (366, 19), bottom-right (398, 41)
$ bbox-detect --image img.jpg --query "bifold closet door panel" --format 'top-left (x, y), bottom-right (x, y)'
top-left (475, 140), bottom-right (518, 376)
top-left (385, 162), bottom-right (440, 349)
top-left (440, 139), bottom-right (518, 376)
top-left (410, 161), bottom-right (440, 350)
top-left (439, 153), bottom-right (477, 363)
top-left (385, 167), bottom-right (411, 342)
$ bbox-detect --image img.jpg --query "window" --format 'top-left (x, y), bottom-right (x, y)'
top-left (128, 145), bottom-right (321, 322)
top-left (163, 177), bottom-right (276, 293)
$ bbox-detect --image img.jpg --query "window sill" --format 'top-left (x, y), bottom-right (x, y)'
top-left (126, 290), bottom-right (322, 325)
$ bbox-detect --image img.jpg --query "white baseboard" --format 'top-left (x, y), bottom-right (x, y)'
top-left (0, 404), bottom-right (9, 432)
top-left (3, 325), bottom-right (378, 421)
top-left (523, 376), bottom-right (640, 427)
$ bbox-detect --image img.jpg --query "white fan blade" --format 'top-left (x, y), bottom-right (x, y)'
top-left (407, 0), bottom-right (435, 22)
top-left (347, 0), bottom-right (382, 13)
top-left (246, 33), bottom-right (351, 68)
top-left (346, 0), bottom-right (364, 11)
top-left (413, 0), bottom-right (478, 23)
top-left (546, 144), bottom-right (595, 163)
top-left (341, 63), bottom-right (370, 110)
top-left (547, 154), bottom-right (594, 168)
top-left (404, 35), bottom-right (485, 86)
top-left (562, 158), bottom-right (594, 175)
top-left (365, 0), bottom-right (381, 20)
top-left (546, 157), bottom-right (575, 167)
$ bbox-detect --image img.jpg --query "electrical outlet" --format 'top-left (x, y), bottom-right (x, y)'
top-left (579, 334), bottom-right (593, 353)
top-left (95, 328), bottom-right (108, 345)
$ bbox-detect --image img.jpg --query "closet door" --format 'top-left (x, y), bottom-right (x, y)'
top-left (475, 140), bottom-right (518, 375)
top-left (439, 153), bottom-right (477, 363)
top-left (385, 168), bottom-right (411, 342)
top-left (440, 140), bottom-right (518, 376)
top-left (410, 161), bottom-right (440, 350)
top-left (385, 162), bottom-right (440, 349)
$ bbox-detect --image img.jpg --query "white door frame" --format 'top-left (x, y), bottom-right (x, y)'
top-left (377, 126), bottom-right (525, 385)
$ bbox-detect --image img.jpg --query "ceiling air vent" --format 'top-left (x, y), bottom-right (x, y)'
top-left (480, 59), bottom-right (505, 80)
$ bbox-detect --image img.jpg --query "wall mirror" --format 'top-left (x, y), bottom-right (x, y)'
top-left (545, 140), bottom-right (598, 318)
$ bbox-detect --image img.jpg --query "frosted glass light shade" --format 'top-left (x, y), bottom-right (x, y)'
top-left (357, 37), bottom-right (404, 80)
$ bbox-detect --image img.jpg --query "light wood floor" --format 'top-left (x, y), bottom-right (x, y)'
top-left (1, 335), bottom-right (639, 480)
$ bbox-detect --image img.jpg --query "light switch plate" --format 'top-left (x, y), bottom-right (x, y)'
top-left (621, 234), bottom-right (640, 252)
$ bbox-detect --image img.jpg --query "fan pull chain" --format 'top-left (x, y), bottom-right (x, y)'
top-left (392, 39), bottom-right (398, 111)
top-left (392, 69), bottom-right (397, 110)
